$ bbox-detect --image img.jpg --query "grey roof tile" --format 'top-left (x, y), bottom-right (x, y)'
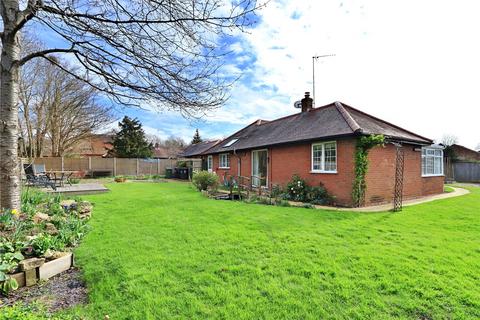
top-left (206, 101), bottom-right (432, 154)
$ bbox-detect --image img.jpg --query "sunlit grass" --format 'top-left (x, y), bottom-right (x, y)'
top-left (68, 182), bottom-right (479, 319)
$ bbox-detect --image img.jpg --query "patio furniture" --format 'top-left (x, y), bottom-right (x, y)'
top-left (35, 163), bottom-right (70, 187)
top-left (47, 170), bottom-right (75, 187)
top-left (23, 164), bottom-right (57, 190)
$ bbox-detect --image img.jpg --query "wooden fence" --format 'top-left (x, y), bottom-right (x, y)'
top-left (453, 161), bottom-right (480, 182)
top-left (23, 157), bottom-right (202, 177)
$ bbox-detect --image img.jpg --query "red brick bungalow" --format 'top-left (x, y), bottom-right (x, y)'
top-left (191, 93), bottom-right (445, 207)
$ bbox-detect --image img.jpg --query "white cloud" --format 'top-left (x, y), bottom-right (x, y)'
top-left (102, 0), bottom-right (479, 149)
top-left (205, 0), bottom-right (480, 149)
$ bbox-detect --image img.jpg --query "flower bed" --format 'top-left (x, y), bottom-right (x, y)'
top-left (0, 189), bottom-right (92, 296)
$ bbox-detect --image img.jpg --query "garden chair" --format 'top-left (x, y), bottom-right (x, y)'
top-left (23, 164), bottom-right (57, 190)
top-left (34, 163), bottom-right (69, 187)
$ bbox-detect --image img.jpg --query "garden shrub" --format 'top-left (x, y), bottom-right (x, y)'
top-left (192, 171), bottom-right (219, 191)
top-left (114, 176), bottom-right (127, 182)
top-left (284, 175), bottom-right (308, 202)
top-left (69, 178), bottom-right (81, 184)
top-left (282, 175), bottom-right (333, 205)
top-left (177, 161), bottom-right (188, 168)
top-left (307, 184), bottom-right (334, 205)
top-left (270, 184), bottom-right (284, 199)
top-left (274, 199), bottom-right (291, 207)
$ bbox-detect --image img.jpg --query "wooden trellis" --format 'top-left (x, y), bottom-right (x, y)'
top-left (393, 143), bottom-right (405, 212)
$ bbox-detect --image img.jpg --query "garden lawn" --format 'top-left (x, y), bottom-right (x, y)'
top-left (68, 183), bottom-right (479, 319)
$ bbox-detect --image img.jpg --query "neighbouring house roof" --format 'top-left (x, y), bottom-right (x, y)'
top-left (207, 101), bottom-right (433, 154)
top-left (152, 146), bottom-right (170, 159)
top-left (69, 134), bottom-right (114, 157)
top-left (450, 144), bottom-right (480, 161)
top-left (180, 140), bottom-right (222, 157)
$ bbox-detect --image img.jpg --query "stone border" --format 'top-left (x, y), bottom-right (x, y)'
top-left (9, 253), bottom-right (73, 289)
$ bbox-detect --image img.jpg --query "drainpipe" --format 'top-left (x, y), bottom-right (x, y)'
top-left (268, 148), bottom-right (272, 190)
top-left (233, 148), bottom-right (241, 177)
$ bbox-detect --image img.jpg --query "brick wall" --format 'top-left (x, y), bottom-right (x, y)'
top-left (209, 138), bottom-right (356, 206)
top-left (207, 139), bottom-right (444, 207)
top-left (269, 139), bottom-right (356, 206)
top-left (365, 144), bottom-right (444, 205)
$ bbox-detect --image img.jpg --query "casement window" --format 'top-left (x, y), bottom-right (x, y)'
top-left (311, 141), bottom-right (337, 173)
top-left (422, 147), bottom-right (443, 176)
top-left (219, 153), bottom-right (230, 168)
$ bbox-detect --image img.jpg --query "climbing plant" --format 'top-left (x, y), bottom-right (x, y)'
top-left (352, 134), bottom-right (385, 207)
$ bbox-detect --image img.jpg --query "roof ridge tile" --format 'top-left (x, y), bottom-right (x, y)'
top-left (334, 101), bottom-right (362, 133)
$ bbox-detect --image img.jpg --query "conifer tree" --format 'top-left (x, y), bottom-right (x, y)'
top-left (191, 129), bottom-right (203, 144)
top-left (111, 116), bottom-right (153, 158)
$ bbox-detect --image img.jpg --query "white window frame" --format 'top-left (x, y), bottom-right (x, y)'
top-left (219, 153), bottom-right (230, 169)
top-left (311, 141), bottom-right (337, 173)
top-left (421, 147), bottom-right (444, 177)
top-left (251, 149), bottom-right (268, 187)
top-left (207, 155), bottom-right (213, 172)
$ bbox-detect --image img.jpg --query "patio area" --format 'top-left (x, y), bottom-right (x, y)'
top-left (44, 183), bottom-right (109, 196)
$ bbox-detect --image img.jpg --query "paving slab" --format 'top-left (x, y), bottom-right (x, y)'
top-left (46, 183), bottom-right (109, 196)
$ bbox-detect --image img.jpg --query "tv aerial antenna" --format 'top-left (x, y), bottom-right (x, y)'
top-left (312, 54), bottom-right (335, 105)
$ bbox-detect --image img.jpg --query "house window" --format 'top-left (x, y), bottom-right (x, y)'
top-left (311, 141), bottom-right (337, 173)
top-left (422, 147), bottom-right (443, 176)
top-left (207, 155), bottom-right (213, 172)
top-left (219, 153), bottom-right (230, 168)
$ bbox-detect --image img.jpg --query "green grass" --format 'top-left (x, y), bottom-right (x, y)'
top-left (444, 185), bottom-right (455, 193)
top-left (67, 183), bottom-right (479, 319)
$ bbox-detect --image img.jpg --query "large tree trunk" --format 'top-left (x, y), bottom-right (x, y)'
top-left (0, 0), bottom-right (22, 210)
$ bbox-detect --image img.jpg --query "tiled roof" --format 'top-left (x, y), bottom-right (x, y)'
top-left (207, 101), bottom-right (432, 154)
top-left (180, 140), bottom-right (222, 157)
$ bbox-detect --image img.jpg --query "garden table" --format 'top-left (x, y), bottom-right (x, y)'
top-left (46, 170), bottom-right (77, 187)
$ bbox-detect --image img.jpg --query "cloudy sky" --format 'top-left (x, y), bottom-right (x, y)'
top-left (41, 0), bottom-right (480, 149)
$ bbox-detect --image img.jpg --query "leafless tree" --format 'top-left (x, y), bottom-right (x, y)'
top-left (1, 0), bottom-right (264, 209)
top-left (149, 134), bottom-right (187, 158)
top-left (18, 41), bottom-right (113, 158)
top-left (441, 134), bottom-right (458, 147)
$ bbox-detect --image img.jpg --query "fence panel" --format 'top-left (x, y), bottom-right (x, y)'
top-left (116, 158), bottom-right (136, 175)
top-left (63, 158), bottom-right (89, 171)
top-left (22, 157), bottom-right (202, 177)
top-left (453, 162), bottom-right (480, 182)
top-left (90, 157), bottom-right (114, 171)
top-left (138, 159), bottom-right (158, 175)
top-left (31, 158), bottom-right (62, 171)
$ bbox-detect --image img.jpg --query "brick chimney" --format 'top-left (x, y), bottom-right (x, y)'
top-left (301, 92), bottom-right (313, 112)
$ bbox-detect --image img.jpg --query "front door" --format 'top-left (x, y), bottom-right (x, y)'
top-left (252, 150), bottom-right (268, 187)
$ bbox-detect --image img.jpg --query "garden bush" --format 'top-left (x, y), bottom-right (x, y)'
top-left (307, 184), bottom-right (334, 205)
top-left (69, 178), bottom-right (81, 184)
top-left (284, 175), bottom-right (309, 202)
top-left (192, 171), bottom-right (219, 191)
top-left (281, 175), bottom-right (333, 205)
top-left (114, 176), bottom-right (127, 183)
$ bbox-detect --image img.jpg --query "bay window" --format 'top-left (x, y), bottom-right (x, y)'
top-left (421, 147), bottom-right (443, 176)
